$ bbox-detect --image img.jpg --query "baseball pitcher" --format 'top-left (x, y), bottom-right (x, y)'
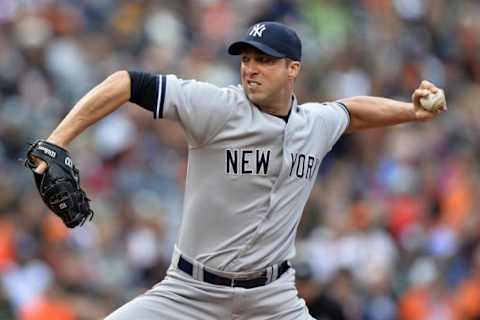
top-left (26, 22), bottom-right (446, 319)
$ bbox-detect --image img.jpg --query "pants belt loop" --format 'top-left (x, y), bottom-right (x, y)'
top-left (265, 265), bottom-right (273, 284)
top-left (192, 261), bottom-right (199, 281)
top-left (197, 262), bottom-right (204, 282)
top-left (193, 261), bottom-right (204, 282)
top-left (171, 246), bottom-right (181, 271)
top-left (271, 263), bottom-right (279, 281)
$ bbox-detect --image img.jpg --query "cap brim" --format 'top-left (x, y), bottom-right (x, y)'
top-left (228, 40), bottom-right (285, 58)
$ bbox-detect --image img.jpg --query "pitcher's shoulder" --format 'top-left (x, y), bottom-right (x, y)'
top-left (225, 84), bottom-right (246, 96)
top-left (222, 85), bottom-right (251, 106)
top-left (297, 101), bottom-right (326, 114)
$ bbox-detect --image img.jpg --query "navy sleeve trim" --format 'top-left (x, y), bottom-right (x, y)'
top-left (155, 75), bottom-right (167, 119)
top-left (128, 71), bottom-right (159, 115)
top-left (336, 101), bottom-right (351, 128)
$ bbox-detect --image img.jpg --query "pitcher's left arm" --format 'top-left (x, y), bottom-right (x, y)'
top-left (340, 80), bottom-right (447, 133)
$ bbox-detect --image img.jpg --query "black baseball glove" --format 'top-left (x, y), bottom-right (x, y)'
top-left (24, 140), bottom-right (94, 228)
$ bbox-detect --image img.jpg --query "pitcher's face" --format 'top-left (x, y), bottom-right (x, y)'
top-left (240, 48), bottom-right (292, 106)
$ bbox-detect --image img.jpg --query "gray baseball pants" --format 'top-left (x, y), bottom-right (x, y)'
top-left (104, 250), bottom-right (314, 319)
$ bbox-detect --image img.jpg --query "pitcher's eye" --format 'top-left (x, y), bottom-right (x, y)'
top-left (259, 56), bottom-right (275, 64)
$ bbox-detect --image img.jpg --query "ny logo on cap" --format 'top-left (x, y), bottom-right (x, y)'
top-left (249, 24), bottom-right (266, 37)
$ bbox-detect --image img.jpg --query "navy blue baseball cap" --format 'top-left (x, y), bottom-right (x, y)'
top-left (228, 21), bottom-right (302, 61)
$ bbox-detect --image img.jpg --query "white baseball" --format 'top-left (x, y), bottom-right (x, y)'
top-left (419, 89), bottom-right (445, 111)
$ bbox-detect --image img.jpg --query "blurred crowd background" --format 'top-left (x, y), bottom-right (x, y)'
top-left (1, 0), bottom-right (480, 319)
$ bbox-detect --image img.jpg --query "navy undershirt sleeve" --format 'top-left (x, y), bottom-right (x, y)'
top-left (128, 71), bottom-right (158, 113)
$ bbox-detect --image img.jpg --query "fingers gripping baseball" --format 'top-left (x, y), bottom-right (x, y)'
top-left (412, 81), bottom-right (437, 105)
top-left (420, 80), bottom-right (438, 92)
top-left (411, 80), bottom-right (447, 121)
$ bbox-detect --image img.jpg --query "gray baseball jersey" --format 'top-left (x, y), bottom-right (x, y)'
top-left (153, 74), bottom-right (349, 272)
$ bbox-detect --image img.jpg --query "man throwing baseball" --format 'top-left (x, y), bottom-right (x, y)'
top-left (28, 22), bottom-right (446, 319)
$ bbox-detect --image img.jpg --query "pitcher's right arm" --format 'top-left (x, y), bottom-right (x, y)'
top-left (34, 70), bottom-right (131, 173)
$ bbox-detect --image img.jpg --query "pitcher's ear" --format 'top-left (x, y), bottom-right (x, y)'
top-left (287, 60), bottom-right (301, 79)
